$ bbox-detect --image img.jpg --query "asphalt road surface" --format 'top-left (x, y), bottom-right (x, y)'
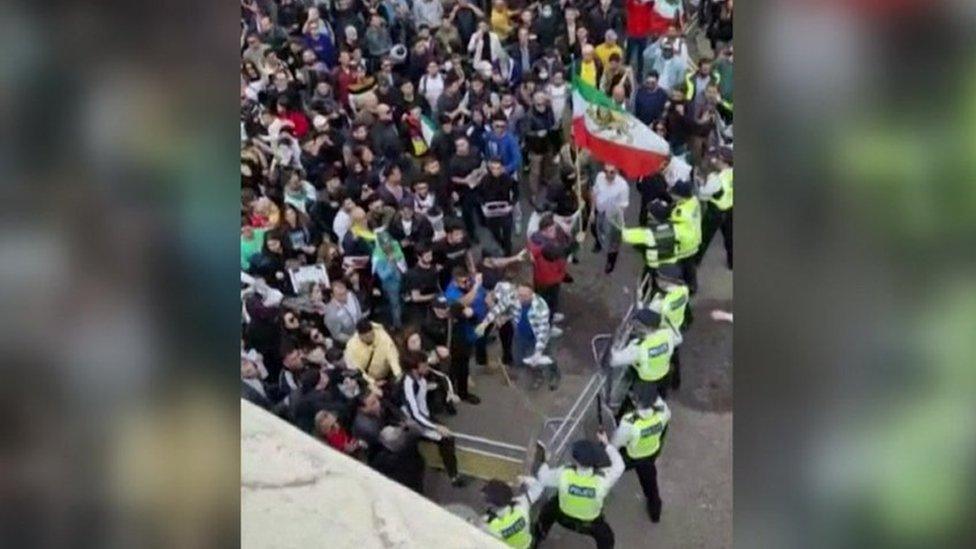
top-left (427, 187), bottom-right (733, 549)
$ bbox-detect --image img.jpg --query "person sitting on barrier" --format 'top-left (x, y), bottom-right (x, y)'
top-left (352, 392), bottom-right (398, 459)
top-left (533, 430), bottom-right (624, 549)
top-left (480, 477), bottom-right (544, 549)
top-left (401, 328), bottom-right (460, 416)
top-left (396, 350), bottom-right (468, 487)
top-left (610, 382), bottom-right (671, 523)
top-left (475, 276), bottom-right (559, 391)
top-left (368, 425), bottom-right (426, 495)
top-left (608, 308), bottom-right (682, 399)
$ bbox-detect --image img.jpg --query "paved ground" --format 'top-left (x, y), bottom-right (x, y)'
top-left (426, 186), bottom-right (733, 548)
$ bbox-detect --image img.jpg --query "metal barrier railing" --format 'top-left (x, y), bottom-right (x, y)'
top-left (448, 272), bottom-right (656, 480)
top-left (534, 272), bottom-right (655, 468)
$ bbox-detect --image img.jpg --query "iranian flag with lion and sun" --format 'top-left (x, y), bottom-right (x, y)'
top-left (571, 76), bottom-right (670, 180)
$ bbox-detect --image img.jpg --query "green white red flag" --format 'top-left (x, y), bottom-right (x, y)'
top-left (571, 76), bottom-right (670, 179)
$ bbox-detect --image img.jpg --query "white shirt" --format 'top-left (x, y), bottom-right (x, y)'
top-left (548, 83), bottom-right (568, 121)
top-left (697, 169), bottom-right (728, 202)
top-left (592, 173), bottom-right (630, 214)
top-left (414, 193), bottom-right (435, 217)
top-left (662, 155), bottom-right (692, 187)
top-left (419, 73), bottom-right (445, 109)
top-left (412, 0), bottom-right (444, 29)
top-left (333, 210), bottom-right (352, 249)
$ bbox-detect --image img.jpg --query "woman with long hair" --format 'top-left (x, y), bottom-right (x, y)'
top-left (280, 203), bottom-right (321, 263)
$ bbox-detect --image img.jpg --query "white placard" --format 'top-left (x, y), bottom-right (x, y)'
top-left (288, 263), bottom-right (330, 293)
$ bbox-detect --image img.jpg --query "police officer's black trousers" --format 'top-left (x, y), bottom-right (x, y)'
top-left (535, 497), bottom-right (615, 549)
top-left (680, 258), bottom-right (698, 293)
top-left (624, 453), bottom-right (663, 522)
top-left (696, 205), bottom-right (733, 269)
top-left (670, 348), bottom-right (681, 391)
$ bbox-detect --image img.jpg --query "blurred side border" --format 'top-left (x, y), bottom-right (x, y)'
top-left (737, 0), bottom-right (976, 547)
top-left (0, 1), bottom-right (240, 547)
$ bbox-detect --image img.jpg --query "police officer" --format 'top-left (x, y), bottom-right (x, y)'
top-left (648, 264), bottom-right (691, 389)
top-left (609, 308), bottom-right (682, 398)
top-left (480, 478), bottom-right (542, 548)
top-left (695, 150), bottom-right (733, 269)
top-left (620, 200), bottom-right (679, 288)
top-left (668, 180), bottom-right (703, 293)
top-left (611, 383), bottom-right (671, 522)
top-left (650, 264), bottom-right (691, 331)
top-left (534, 431), bottom-right (625, 549)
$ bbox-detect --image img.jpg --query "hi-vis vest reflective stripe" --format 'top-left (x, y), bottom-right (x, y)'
top-left (684, 70), bottom-right (722, 101)
top-left (558, 469), bottom-right (604, 521)
top-left (662, 285), bottom-right (689, 330)
top-left (624, 411), bottom-right (666, 459)
top-left (635, 330), bottom-right (673, 381)
top-left (622, 225), bottom-right (678, 268)
top-left (710, 168), bottom-right (733, 211)
top-left (670, 197), bottom-right (702, 259)
top-left (672, 221), bottom-right (698, 260)
top-left (487, 506), bottom-right (533, 549)
top-left (671, 197), bottom-right (702, 237)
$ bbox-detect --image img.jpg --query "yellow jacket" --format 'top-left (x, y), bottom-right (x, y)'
top-left (343, 323), bottom-right (402, 384)
top-left (595, 43), bottom-right (623, 67)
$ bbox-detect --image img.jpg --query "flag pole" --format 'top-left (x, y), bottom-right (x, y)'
top-left (573, 142), bottom-right (588, 245)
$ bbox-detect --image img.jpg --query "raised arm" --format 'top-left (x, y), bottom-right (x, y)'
top-left (609, 338), bottom-right (640, 367)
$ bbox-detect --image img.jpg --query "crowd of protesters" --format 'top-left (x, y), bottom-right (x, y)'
top-left (240, 0), bottom-right (732, 495)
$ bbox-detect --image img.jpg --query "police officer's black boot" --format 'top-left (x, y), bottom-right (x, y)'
top-left (648, 500), bottom-right (662, 523)
top-left (604, 252), bottom-right (618, 274)
top-left (670, 358), bottom-right (682, 391)
top-left (682, 259), bottom-right (698, 295)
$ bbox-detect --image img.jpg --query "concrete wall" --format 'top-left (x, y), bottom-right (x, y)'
top-left (241, 400), bottom-right (506, 549)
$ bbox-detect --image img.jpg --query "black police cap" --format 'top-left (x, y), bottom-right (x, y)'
top-left (571, 440), bottom-right (607, 468)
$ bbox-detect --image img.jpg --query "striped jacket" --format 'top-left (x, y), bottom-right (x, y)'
top-left (483, 282), bottom-right (551, 355)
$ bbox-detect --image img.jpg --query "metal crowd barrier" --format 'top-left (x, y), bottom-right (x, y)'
top-left (436, 273), bottom-right (655, 482)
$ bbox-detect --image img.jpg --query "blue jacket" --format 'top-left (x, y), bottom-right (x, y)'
top-left (306, 29), bottom-right (337, 68)
top-left (634, 86), bottom-right (669, 125)
top-left (483, 130), bottom-right (523, 176)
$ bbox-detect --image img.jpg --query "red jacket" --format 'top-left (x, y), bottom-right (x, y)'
top-left (280, 111), bottom-right (310, 138)
top-left (322, 425), bottom-right (355, 454)
top-left (626, 0), bottom-right (655, 38)
top-left (527, 232), bottom-right (569, 288)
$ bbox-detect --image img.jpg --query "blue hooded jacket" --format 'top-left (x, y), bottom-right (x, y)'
top-left (483, 130), bottom-right (523, 176)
